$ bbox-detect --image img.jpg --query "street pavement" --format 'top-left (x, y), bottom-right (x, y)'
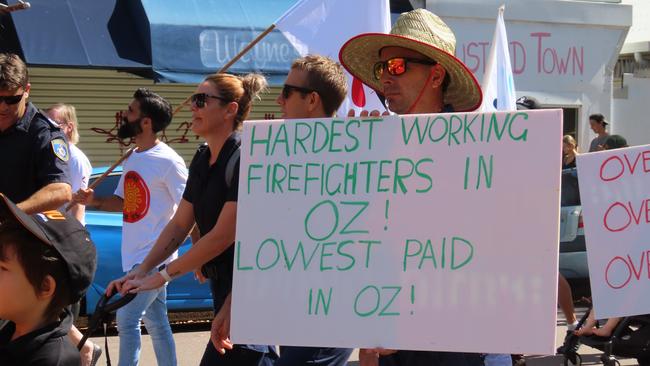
top-left (87, 307), bottom-right (640, 365)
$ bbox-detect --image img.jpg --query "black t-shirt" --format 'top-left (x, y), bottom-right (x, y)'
top-left (0, 102), bottom-right (71, 203)
top-left (0, 310), bottom-right (79, 366)
top-left (183, 132), bottom-right (240, 312)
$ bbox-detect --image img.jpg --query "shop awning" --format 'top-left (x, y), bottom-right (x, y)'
top-left (3, 0), bottom-right (150, 70)
top-left (140, 0), bottom-right (300, 83)
top-left (2, 0), bottom-right (301, 83)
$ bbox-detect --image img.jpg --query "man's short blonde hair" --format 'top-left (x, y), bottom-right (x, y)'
top-left (291, 55), bottom-right (348, 117)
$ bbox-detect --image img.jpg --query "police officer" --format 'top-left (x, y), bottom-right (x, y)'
top-left (0, 53), bottom-right (102, 366)
top-left (0, 52), bottom-right (71, 213)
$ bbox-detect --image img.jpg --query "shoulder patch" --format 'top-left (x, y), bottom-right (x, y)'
top-left (51, 138), bottom-right (70, 162)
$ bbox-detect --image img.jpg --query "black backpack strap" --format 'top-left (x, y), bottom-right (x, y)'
top-left (225, 147), bottom-right (240, 189)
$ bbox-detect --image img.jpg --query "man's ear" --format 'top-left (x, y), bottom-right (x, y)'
top-left (141, 116), bottom-right (153, 131)
top-left (430, 64), bottom-right (446, 89)
top-left (307, 92), bottom-right (321, 113)
top-left (39, 275), bottom-right (57, 300)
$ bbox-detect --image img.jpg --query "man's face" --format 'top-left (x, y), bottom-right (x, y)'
top-left (589, 119), bottom-right (604, 134)
top-left (118, 99), bottom-right (145, 139)
top-left (378, 47), bottom-right (438, 114)
top-left (0, 245), bottom-right (41, 321)
top-left (0, 84), bottom-right (30, 131)
top-left (276, 68), bottom-right (313, 119)
top-left (45, 108), bottom-right (72, 141)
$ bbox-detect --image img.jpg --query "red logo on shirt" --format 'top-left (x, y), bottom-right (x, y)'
top-left (123, 171), bottom-right (150, 223)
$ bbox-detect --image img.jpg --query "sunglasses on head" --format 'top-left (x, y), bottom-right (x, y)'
top-left (190, 93), bottom-right (229, 108)
top-left (373, 57), bottom-right (437, 80)
top-left (0, 94), bottom-right (24, 105)
top-left (281, 84), bottom-right (316, 99)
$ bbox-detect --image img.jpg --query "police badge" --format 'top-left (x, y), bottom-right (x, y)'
top-left (51, 138), bottom-right (69, 162)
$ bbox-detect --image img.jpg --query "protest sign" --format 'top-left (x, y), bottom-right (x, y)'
top-left (232, 109), bottom-right (562, 354)
top-left (577, 145), bottom-right (650, 319)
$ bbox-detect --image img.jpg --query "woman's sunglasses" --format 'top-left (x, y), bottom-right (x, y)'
top-left (190, 93), bottom-right (229, 108)
top-left (373, 57), bottom-right (437, 80)
top-left (0, 94), bottom-right (24, 105)
top-left (281, 84), bottom-right (316, 99)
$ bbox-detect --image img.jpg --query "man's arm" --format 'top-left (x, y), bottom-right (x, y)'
top-left (17, 182), bottom-right (71, 214)
top-left (72, 188), bottom-right (123, 212)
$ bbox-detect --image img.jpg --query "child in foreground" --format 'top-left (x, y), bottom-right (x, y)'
top-left (0, 193), bottom-right (96, 365)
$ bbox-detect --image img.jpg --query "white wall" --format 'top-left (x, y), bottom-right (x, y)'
top-left (612, 73), bottom-right (650, 146)
top-left (621, 0), bottom-right (650, 44)
top-left (425, 0), bottom-right (631, 149)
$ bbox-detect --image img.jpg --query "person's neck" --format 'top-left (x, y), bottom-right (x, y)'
top-left (406, 101), bottom-right (443, 115)
top-left (134, 134), bottom-right (159, 152)
top-left (598, 131), bottom-right (608, 137)
top-left (11, 311), bottom-right (50, 341)
top-left (205, 132), bottom-right (231, 165)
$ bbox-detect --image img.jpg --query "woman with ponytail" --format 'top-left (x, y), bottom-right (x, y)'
top-left (108, 73), bottom-right (277, 365)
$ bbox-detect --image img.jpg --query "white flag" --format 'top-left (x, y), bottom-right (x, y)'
top-left (275, 0), bottom-right (391, 117)
top-left (480, 5), bottom-right (516, 111)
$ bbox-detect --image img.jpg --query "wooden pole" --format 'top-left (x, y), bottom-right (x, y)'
top-left (171, 24), bottom-right (277, 117)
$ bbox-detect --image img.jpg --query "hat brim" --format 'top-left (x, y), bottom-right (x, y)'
top-left (339, 33), bottom-right (482, 112)
top-left (0, 193), bottom-right (96, 304)
top-left (0, 193), bottom-right (50, 244)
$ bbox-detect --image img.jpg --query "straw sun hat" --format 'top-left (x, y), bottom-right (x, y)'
top-left (339, 9), bottom-right (482, 112)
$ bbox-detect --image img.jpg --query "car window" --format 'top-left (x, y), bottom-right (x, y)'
top-left (86, 174), bottom-right (121, 211)
top-left (561, 168), bottom-right (580, 206)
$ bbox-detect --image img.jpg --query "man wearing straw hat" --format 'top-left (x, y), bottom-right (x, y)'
top-left (339, 8), bottom-right (485, 366)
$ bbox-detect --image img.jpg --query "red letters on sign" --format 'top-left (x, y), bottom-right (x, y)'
top-left (603, 199), bottom-right (650, 233)
top-left (605, 250), bottom-right (650, 289)
top-left (600, 150), bottom-right (650, 182)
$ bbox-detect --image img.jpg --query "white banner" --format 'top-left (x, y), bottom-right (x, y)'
top-left (232, 109), bottom-right (562, 355)
top-left (577, 145), bottom-right (650, 319)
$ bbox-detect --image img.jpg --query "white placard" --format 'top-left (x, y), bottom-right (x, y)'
top-left (232, 110), bottom-right (562, 355)
top-left (577, 145), bottom-right (650, 319)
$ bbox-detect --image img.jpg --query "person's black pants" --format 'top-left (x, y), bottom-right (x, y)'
top-left (199, 342), bottom-right (277, 366)
top-left (379, 350), bottom-right (484, 366)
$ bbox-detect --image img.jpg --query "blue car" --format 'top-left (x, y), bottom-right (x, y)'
top-left (83, 166), bottom-right (213, 314)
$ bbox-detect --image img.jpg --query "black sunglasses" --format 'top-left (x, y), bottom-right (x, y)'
top-left (281, 84), bottom-right (316, 99)
top-left (0, 94), bottom-right (24, 105)
top-left (373, 57), bottom-right (437, 80)
top-left (190, 93), bottom-right (229, 108)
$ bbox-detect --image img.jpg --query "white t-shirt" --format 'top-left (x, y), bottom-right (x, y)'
top-left (114, 142), bottom-right (187, 272)
top-left (68, 144), bottom-right (92, 225)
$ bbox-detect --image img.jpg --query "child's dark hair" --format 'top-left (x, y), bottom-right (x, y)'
top-left (0, 223), bottom-right (71, 322)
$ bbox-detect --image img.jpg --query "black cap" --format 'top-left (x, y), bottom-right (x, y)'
top-left (604, 134), bottom-right (628, 150)
top-left (516, 96), bottom-right (540, 110)
top-left (0, 193), bottom-right (96, 305)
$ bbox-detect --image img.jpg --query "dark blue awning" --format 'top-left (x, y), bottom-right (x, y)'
top-left (4, 0), bottom-right (150, 69)
top-left (2, 0), bottom-right (301, 84)
top-left (139, 0), bottom-right (300, 84)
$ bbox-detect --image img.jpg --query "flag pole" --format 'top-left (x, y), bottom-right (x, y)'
top-left (171, 24), bottom-right (277, 116)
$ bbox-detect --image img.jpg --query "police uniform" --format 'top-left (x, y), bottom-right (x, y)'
top-left (0, 102), bottom-right (71, 332)
top-left (0, 102), bottom-right (71, 203)
top-left (183, 132), bottom-right (277, 366)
